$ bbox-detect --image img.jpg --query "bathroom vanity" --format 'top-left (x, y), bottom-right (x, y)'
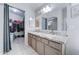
top-left (28, 32), bottom-right (67, 55)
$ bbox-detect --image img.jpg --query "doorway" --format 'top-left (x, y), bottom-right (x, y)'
top-left (3, 4), bottom-right (25, 53)
top-left (9, 5), bottom-right (25, 50)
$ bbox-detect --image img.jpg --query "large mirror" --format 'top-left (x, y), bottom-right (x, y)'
top-left (41, 6), bottom-right (67, 35)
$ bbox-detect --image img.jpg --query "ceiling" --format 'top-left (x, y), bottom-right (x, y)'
top-left (9, 3), bottom-right (68, 12)
top-left (9, 3), bottom-right (68, 17)
top-left (25, 3), bottom-right (47, 11)
top-left (9, 3), bottom-right (46, 17)
top-left (26, 3), bottom-right (65, 12)
top-left (9, 3), bottom-right (46, 12)
top-left (9, 7), bottom-right (24, 17)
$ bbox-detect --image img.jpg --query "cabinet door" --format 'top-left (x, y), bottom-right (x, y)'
top-left (32, 38), bottom-right (36, 50)
top-left (45, 45), bottom-right (61, 55)
top-left (28, 36), bottom-right (32, 46)
top-left (37, 41), bottom-right (44, 55)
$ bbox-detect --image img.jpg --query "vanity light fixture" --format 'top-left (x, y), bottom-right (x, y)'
top-left (30, 17), bottom-right (33, 21)
top-left (41, 5), bottom-right (52, 14)
top-left (11, 7), bottom-right (21, 13)
top-left (12, 8), bottom-right (19, 13)
top-left (13, 9), bottom-right (17, 12)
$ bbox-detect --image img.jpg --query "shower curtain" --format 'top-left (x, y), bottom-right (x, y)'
top-left (3, 4), bottom-right (11, 53)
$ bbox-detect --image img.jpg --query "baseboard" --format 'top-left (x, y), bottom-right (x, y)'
top-left (0, 49), bottom-right (3, 55)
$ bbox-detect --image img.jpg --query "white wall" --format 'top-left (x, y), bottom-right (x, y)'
top-left (66, 4), bottom-right (79, 55)
top-left (8, 3), bottom-right (35, 45)
top-left (0, 4), bottom-right (4, 54)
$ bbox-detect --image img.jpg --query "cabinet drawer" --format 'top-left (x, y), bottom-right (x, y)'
top-left (42, 38), bottom-right (48, 44)
top-left (45, 45), bottom-right (61, 55)
top-left (32, 35), bottom-right (35, 39)
top-left (28, 34), bottom-right (32, 38)
top-left (28, 34), bottom-right (30, 37)
top-left (36, 37), bottom-right (41, 41)
top-left (49, 41), bottom-right (62, 51)
top-left (30, 34), bottom-right (33, 38)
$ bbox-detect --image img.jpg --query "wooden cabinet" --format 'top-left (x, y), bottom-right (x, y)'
top-left (28, 33), bottom-right (64, 55)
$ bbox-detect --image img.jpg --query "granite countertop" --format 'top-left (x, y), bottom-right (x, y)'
top-left (28, 32), bottom-right (68, 44)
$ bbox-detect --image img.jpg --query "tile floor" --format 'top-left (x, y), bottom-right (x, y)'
top-left (5, 37), bottom-right (38, 55)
